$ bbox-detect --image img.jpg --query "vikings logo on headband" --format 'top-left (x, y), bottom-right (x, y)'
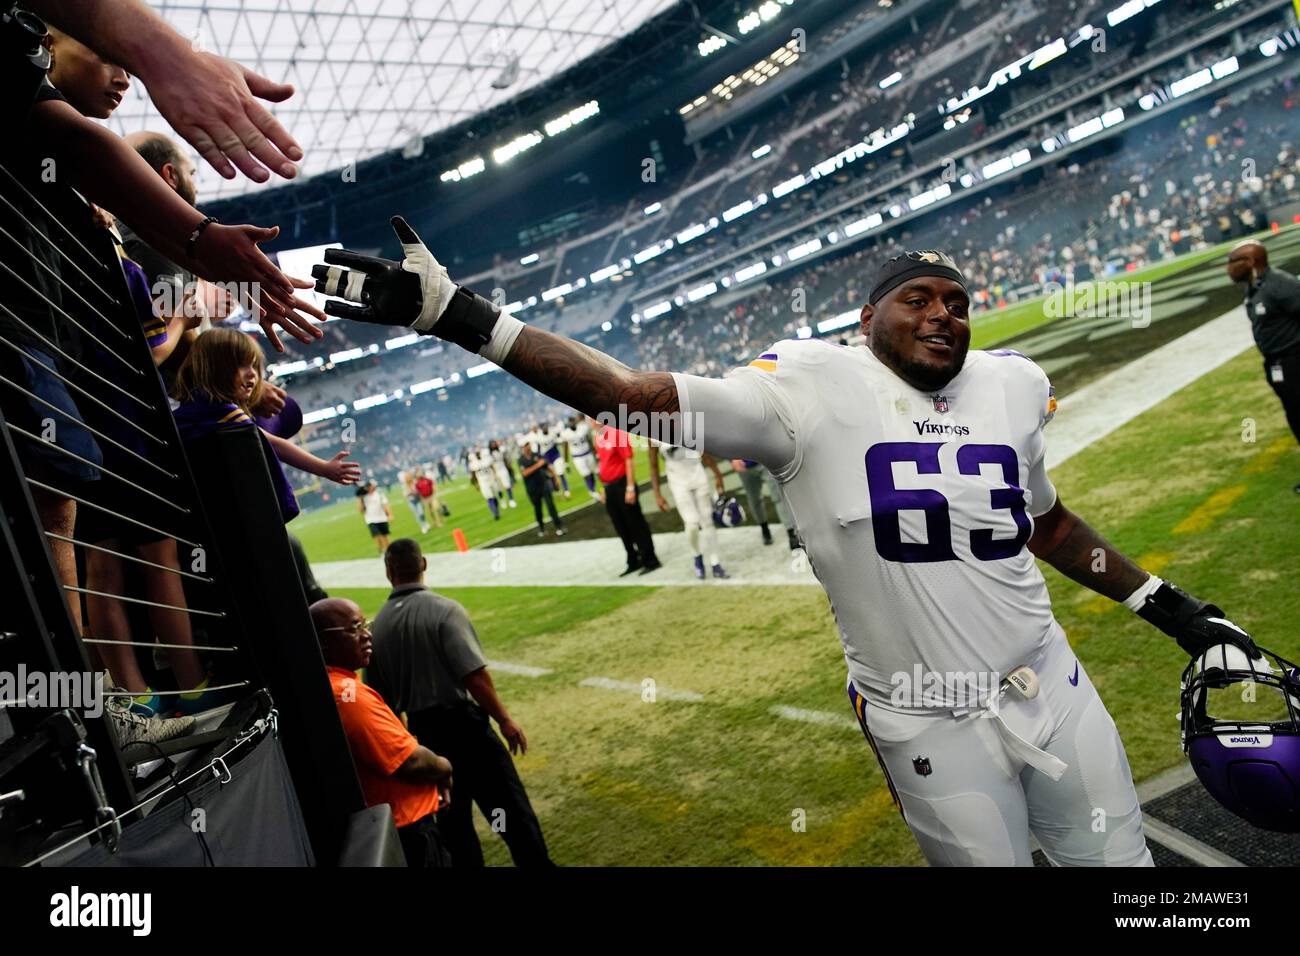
top-left (868, 250), bottom-right (969, 305)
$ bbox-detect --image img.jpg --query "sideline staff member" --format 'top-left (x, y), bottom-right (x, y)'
top-left (1228, 240), bottom-right (1300, 492)
top-left (310, 597), bottom-right (453, 867)
top-left (368, 539), bottom-right (553, 867)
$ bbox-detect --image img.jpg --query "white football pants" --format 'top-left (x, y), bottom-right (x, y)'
top-left (848, 631), bottom-right (1153, 867)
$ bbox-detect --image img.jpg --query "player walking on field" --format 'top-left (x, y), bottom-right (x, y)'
top-left (650, 443), bottom-right (730, 580)
top-left (314, 221), bottom-right (1259, 867)
top-left (467, 446), bottom-right (501, 520)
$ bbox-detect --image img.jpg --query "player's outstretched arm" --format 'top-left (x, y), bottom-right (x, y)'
top-left (312, 217), bottom-right (677, 423)
top-left (1030, 499), bottom-right (1258, 659)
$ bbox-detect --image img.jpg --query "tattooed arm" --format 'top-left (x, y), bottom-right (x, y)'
top-left (501, 327), bottom-right (679, 419)
top-left (1027, 498), bottom-right (1147, 601)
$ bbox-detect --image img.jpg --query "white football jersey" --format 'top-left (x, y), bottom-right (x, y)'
top-left (561, 422), bottom-right (592, 457)
top-left (656, 442), bottom-right (708, 487)
top-left (673, 339), bottom-right (1060, 711)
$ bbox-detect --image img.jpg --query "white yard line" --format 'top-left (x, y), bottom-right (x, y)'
top-left (315, 307), bottom-right (1255, 591)
top-left (486, 660), bottom-right (552, 677)
top-left (768, 705), bottom-right (860, 731)
top-left (578, 676), bottom-right (705, 702)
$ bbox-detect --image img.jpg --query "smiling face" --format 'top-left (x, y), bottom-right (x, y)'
top-left (234, 363), bottom-right (259, 404)
top-left (860, 277), bottom-right (971, 392)
top-left (46, 30), bottom-right (130, 120)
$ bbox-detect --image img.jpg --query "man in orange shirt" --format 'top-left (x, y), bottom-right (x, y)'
top-left (311, 597), bottom-right (455, 867)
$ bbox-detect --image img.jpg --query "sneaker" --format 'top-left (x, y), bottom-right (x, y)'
top-left (564, 490), bottom-right (572, 499)
top-left (761, 525), bottom-right (773, 546)
top-left (537, 529), bottom-right (546, 538)
top-left (693, 555), bottom-right (705, 579)
top-left (508, 499), bottom-right (518, 509)
top-left (420, 525), bottom-right (431, 535)
top-left (711, 564), bottom-right (730, 579)
top-left (105, 690), bottom-right (196, 746)
top-left (788, 529), bottom-right (799, 551)
top-left (638, 559), bottom-right (662, 575)
top-left (555, 527), bottom-right (566, 536)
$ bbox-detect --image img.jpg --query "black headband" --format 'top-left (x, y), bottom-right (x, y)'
top-left (868, 251), bottom-right (968, 305)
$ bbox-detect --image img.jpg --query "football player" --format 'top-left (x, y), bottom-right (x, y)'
top-left (561, 414), bottom-right (599, 496)
top-left (650, 442), bottom-right (729, 580)
top-left (467, 445), bottom-right (501, 520)
top-left (314, 221), bottom-right (1260, 867)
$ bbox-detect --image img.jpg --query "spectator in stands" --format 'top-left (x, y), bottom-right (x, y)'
top-left (310, 597), bottom-right (455, 868)
top-left (31, 0), bottom-right (305, 184)
top-left (172, 329), bottom-right (360, 524)
top-left (368, 539), bottom-right (552, 867)
top-left (1228, 240), bottom-right (1300, 493)
top-left (592, 416), bottom-right (660, 575)
top-left (30, 27), bottom-right (323, 351)
top-left (518, 442), bottom-right (565, 537)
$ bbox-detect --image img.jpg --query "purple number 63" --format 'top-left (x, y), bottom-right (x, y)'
top-left (864, 442), bottom-right (1030, 563)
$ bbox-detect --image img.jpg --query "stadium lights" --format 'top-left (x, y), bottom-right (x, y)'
top-left (266, 358), bottom-right (310, 378)
top-left (1210, 56), bottom-right (1239, 80)
top-left (644, 301), bottom-right (672, 319)
top-left (302, 407), bottom-right (340, 425)
top-left (520, 253), bottom-right (540, 265)
top-left (353, 393), bottom-right (391, 411)
top-left (724, 199), bottom-right (756, 222)
top-left (1029, 38), bottom-right (1067, 70)
top-left (542, 282), bottom-right (574, 302)
top-left (493, 131), bottom-right (543, 165)
top-left (738, 0), bottom-right (793, 35)
top-left (544, 100), bottom-right (600, 137)
top-left (601, 321), bottom-right (614, 332)
top-left (687, 281), bottom-right (718, 302)
top-left (1106, 0), bottom-right (1160, 28)
top-left (409, 378), bottom-right (445, 395)
top-left (752, 144), bottom-right (772, 159)
top-left (772, 173), bottom-right (807, 198)
top-left (908, 183), bottom-right (951, 211)
top-left (843, 213), bottom-right (882, 237)
top-left (817, 311), bottom-right (858, 334)
top-left (466, 363), bottom-right (500, 379)
top-left (1169, 67), bottom-right (1212, 99)
top-left (878, 71), bottom-right (902, 89)
top-left (676, 222), bottom-right (711, 244)
top-left (734, 260), bottom-right (768, 282)
top-left (1260, 38), bottom-right (1281, 56)
top-left (981, 148), bottom-right (1031, 180)
top-left (440, 156), bottom-right (485, 183)
top-left (330, 347), bottom-right (364, 364)
top-left (796, 326), bottom-right (812, 339)
top-left (590, 264), bottom-right (621, 283)
top-left (786, 238), bottom-right (822, 260)
top-left (634, 241), bottom-right (671, 264)
top-left (385, 333), bottom-right (420, 350)
top-left (698, 35), bottom-right (728, 57)
top-left (644, 202), bottom-right (662, 215)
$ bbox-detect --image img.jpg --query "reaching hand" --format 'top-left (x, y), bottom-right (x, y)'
top-left (253, 382), bottom-right (287, 417)
top-left (140, 51), bottom-right (303, 183)
top-left (323, 451), bottom-right (361, 485)
top-left (191, 223), bottom-right (323, 351)
top-left (312, 216), bottom-right (456, 331)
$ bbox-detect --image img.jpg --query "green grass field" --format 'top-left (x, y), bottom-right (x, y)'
top-left (326, 349), bottom-right (1299, 866)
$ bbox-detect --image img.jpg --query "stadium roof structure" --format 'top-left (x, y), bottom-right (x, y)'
top-left (109, 0), bottom-right (678, 202)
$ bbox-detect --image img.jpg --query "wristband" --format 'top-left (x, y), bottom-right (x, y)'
top-left (186, 215), bottom-right (218, 258)
top-left (1122, 575), bottom-right (1162, 612)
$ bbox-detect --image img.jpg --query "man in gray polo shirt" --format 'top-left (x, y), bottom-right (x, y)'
top-left (367, 538), bottom-right (552, 866)
top-left (1228, 240), bottom-right (1300, 493)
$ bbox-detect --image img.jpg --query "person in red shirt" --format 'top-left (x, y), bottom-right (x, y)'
top-left (589, 416), bottom-right (660, 575)
top-left (311, 597), bottom-right (455, 867)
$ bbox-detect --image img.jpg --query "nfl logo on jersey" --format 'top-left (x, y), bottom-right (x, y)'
top-left (931, 394), bottom-right (949, 414)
